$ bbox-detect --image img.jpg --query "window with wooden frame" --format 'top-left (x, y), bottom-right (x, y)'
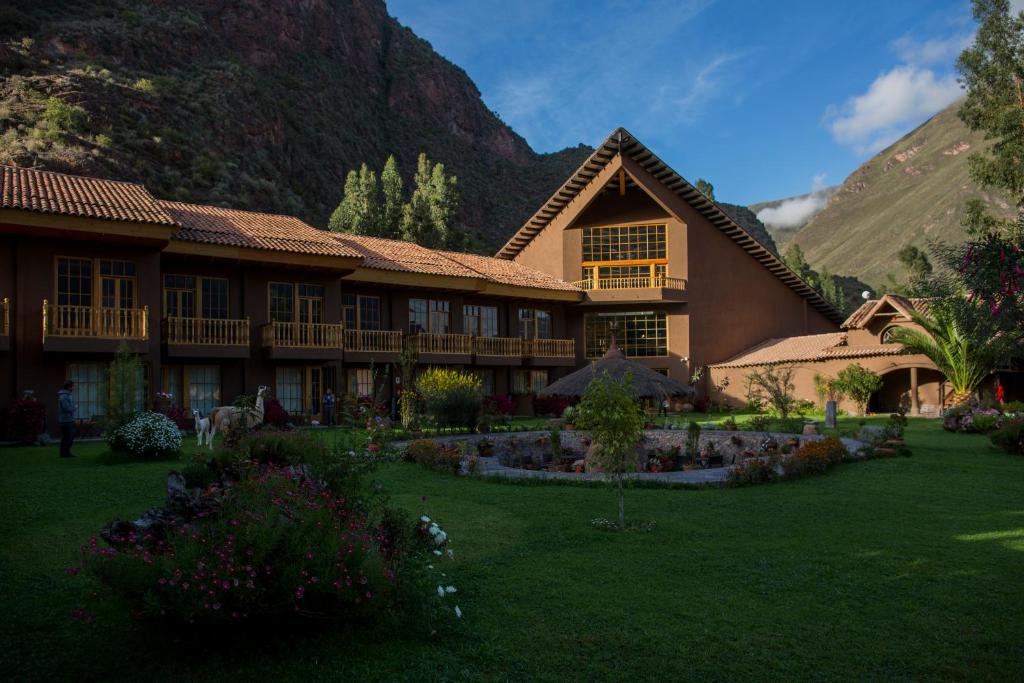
top-left (57, 257), bottom-right (93, 307)
top-left (161, 365), bottom-right (221, 414)
top-left (342, 294), bottom-right (381, 331)
top-left (463, 305), bottom-right (498, 337)
top-left (163, 275), bottom-right (197, 319)
top-left (472, 368), bottom-right (496, 395)
top-left (269, 283), bottom-right (294, 322)
top-left (347, 368), bottom-right (375, 397)
top-left (518, 308), bottom-right (552, 340)
top-left (584, 311), bottom-right (667, 358)
top-left (67, 362), bottom-right (107, 421)
top-left (409, 298), bottom-right (450, 334)
top-left (513, 369), bottom-right (548, 394)
top-left (581, 224), bottom-right (668, 285)
top-left (98, 259), bottom-right (137, 310)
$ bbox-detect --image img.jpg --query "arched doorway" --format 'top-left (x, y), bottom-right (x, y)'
top-left (868, 366), bottom-right (945, 416)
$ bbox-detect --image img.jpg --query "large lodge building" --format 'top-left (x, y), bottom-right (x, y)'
top-left (2, 129), bottom-right (1008, 434)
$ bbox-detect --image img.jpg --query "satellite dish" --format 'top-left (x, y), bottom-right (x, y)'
top-left (861, 290), bottom-right (871, 300)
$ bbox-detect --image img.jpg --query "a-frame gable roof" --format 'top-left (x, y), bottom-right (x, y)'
top-left (496, 127), bottom-right (844, 324)
top-left (842, 294), bottom-right (932, 329)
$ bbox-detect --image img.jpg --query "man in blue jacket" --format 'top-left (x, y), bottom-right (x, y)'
top-left (57, 380), bottom-right (76, 458)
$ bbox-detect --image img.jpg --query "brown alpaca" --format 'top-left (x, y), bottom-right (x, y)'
top-left (207, 385), bottom-right (268, 450)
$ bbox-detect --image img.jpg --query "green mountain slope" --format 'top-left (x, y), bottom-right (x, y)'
top-left (0, 0), bottom-right (590, 252)
top-left (785, 100), bottom-right (1015, 286)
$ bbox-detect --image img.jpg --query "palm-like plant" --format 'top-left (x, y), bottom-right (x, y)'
top-left (889, 300), bottom-right (1013, 406)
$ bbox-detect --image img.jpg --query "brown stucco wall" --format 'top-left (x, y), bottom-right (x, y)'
top-left (709, 353), bottom-right (946, 416)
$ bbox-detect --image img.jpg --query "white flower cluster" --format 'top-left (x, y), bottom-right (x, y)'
top-left (421, 515), bottom-right (461, 619)
top-left (110, 411), bottom-right (182, 457)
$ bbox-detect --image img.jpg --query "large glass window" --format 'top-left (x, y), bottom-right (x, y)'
top-left (269, 283), bottom-right (294, 322)
top-left (464, 305), bottom-right (498, 337)
top-left (67, 363), bottom-right (107, 422)
top-left (188, 366), bottom-right (221, 415)
top-left (275, 367), bottom-right (304, 414)
top-left (410, 298), bottom-right (449, 334)
top-left (473, 369), bottom-right (496, 395)
top-left (343, 294), bottom-right (381, 330)
top-left (164, 275), bottom-right (197, 319)
top-left (582, 224), bottom-right (666, 262)
top-left (202, 278), bottom-right (229, 319)
top-left (57, 257), bottom-right (93, 307)
top-left (518, 308), bottom-right (551, 340)
top-left (584, 312), bottom-right (667, 358)
top-left (513, 369), bottom-right (548, 394)
top-left (347, 368), bottom-right (375, 397)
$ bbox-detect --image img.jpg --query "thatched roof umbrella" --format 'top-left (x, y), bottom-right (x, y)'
top-left (538, 333), bottom-right (695, 399)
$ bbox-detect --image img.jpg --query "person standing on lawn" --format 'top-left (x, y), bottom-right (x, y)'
top-left (322, 387), bottom-right (335, 426)
top-left (57, 380), bottom-right (76, 458)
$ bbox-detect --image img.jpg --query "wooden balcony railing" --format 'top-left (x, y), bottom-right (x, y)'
top-left (572, 275), bottom-right (687, 290)
top-left (261, 321), bottom-right (343, 349)
top-left (474, 336), bottom-right (524, 357)
top-left (1, 298), bottom-right (8, 336)
top-left (42, 301), bottom-right (148, 340)
top-left (164, 317), bottom-right (249, 346)
top-left (527, 338), bottom-right (575, 358)
top-left (344, 328), bottom-right (403, 353)
top-left (408, 332), bottom-right (472, 355)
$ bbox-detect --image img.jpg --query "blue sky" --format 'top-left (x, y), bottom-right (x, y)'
top-left (387, 0), bottom-right (994, 219)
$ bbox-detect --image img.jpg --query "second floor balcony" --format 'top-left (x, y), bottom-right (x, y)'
top-left (473, 336), bottom-right (525, 365)
top-left (163, 316), bottom-right (250, 358)
top-left (261, 321), bottom-right (343, 360)
top-left (408, 332), bottom-right (473, 360)
top-left (525, 338), bottom-right (575, 365)
top-left (572, 274), bottom-right (687, 304)
top-left (343, 328), bottom-right (403, 362)
top-left (42, 301), bottom-right (148, 352)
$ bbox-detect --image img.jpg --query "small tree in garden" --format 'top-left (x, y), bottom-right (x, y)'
top-left (835, 363), bottom-right (882, 416)
top-left (416, 367), bottom-right (482, 432)
top-left (745, 365), bottom-right (797, 418)
top-left (104, 342), bottom-right (143, 435)
top-left (814, 373), bottom-right (845, 406)
top-left (576, 372), bottom-right (644, 530)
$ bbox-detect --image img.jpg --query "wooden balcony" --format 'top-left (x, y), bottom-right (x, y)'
top-left (408, 332), bottom-right (472, 361)
top-left (261, 321), bottom-right (343, 360)
top-left (0, 298), bottom-right (9, 351)
top-left (163, 316), bottom-right (250, 358)
top-left (526, 338), bottom-right (576, 366)
top-left (42, 301), bottom-right (148, 352)
top-left (572, 275), bottom-right (687, 304)
top-left (343, 328), bottom-right (403, 362)
top-left (473, 336), bottom-right (524, 366)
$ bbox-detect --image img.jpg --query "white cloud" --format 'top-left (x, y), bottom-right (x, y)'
top-left (892, 33), bottom-right (972, 66)
top-left (826, 65), bottom-right (962, 154)
top-left (756, 174), bottom-right (831, 228)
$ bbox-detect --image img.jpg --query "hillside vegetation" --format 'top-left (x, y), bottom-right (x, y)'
top-left (784, 100), bottom-right (1015, 286)
top-left (0, 0), bottom-right (589, 252)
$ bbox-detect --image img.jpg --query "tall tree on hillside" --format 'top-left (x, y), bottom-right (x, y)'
top-left (783, 244), bottom-right (819, 288)
top-left (695, 178), bottom-right (715, 201)
top-left (818, 267), bottom-right (846, 313)
top-left (328, 164), bottom-right (381, 235)
top-left (380, 155), bottom-right (404, 239)
top-left (953, 0), bottom-right (1024, 329)
top-left (886, 245), bottom-right (934, 296)
top-left (401, 153), bottom-right (465, 249)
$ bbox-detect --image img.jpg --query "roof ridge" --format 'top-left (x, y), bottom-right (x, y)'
top-left (2, 164), bottom-right (150, 189)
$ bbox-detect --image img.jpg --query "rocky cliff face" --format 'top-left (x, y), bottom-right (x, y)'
top-left (0, 0), bottom-right (589, 250)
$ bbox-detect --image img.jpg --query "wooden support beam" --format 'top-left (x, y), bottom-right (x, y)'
top-left (618, 169), bottom-right (626, 195)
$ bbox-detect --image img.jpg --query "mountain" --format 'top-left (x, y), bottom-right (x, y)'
top-left (0, 0), bottom-right (590, 252)
top-left (779, 100), bottom-right (1016, 286)
top-left (718, 203), bottom-right (779, 254)
top-left (749, 186), bottom-right (839, 249)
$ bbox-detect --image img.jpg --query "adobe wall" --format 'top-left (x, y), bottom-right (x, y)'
top-left (709, 353), bottom-right (945, 416)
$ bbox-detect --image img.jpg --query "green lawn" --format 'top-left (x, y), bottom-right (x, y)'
top-left (2, 418), bottom-right (1023, 681)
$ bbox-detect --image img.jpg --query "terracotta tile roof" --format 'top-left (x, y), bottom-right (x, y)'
top-left (161, 201), bottom-right (360, 258)
top-left (842, 294), bottom-right (933, 329)
top-left (335, 234), bottom-right (481, 277)
top-left (710, 332), bottom-right (906, 368)
top-left (335, 234), bottom-right (581, 292)
top-left (495, 127), bottom-right (844, 324)
top-left (0, 165), bottom-right (174, 226)
top-left (438, 249), bottom-right (579, 291)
